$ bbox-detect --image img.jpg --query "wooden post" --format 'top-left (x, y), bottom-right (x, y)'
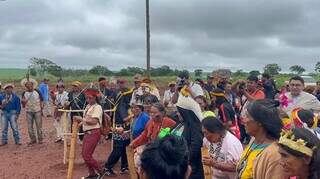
top-left (63, 112), bottom-right (68, 164)
top-left (201, 147), bottom-right (212, 179)
top-left (67, 121), bottom-right (79, 179)
top-left (126, 146), bottom-right (138, 179)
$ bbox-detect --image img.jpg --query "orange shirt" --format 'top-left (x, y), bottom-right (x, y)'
top-left (240, 89), bottom-right (265, 119)
top-left (251, 89), bottom-right (265, 99)
top-left (131, 116), bottom-right (176, 148)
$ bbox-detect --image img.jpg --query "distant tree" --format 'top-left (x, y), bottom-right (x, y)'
top-left (89, 65), bottom-right (113, 76)
top-left (150, 65), bottom-right (174, 76)
top-left (127, 67), bottom-right (145, 75)
top-left (233, 69), bottom-right (245, 76)
top-left (263, 63), bottom-right (281, 76)
top-left (315, 62), bottom-right (320, 73)
top-left (29, 68), bottom-right (37, 76)
top-left (214, 69), bottom-right (232, 78)
top-left (117, 68), bottom-right (131, 76)
top-left (173, 69), bottom-right (182, 76)
top-left (158, 65), bottom-right (173, 75)
top-left (249, 70), bottom-right (260, 77)
top-left (48, 65), bottom-right (63, 77)
top-left (194, 69), bottom-right (203, 77)
top-left (29, 57), bottom-right (62, 77)
top-left (290, 65), bottom-right (305, 75)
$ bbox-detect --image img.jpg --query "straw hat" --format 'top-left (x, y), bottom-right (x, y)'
top-left (71, 81), bottom-right (82, 87)
top-left (21, 78), bottom-right (38, 88)
top-left (3, 83), bottom-right (14, 90)
top-left (168, 81), bottom-right (176, 87)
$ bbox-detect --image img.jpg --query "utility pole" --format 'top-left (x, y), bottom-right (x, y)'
top-left (145, 0), bottom-right (151, 78)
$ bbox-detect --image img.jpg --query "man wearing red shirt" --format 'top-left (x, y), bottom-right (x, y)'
top-left (233, 75), bottom-right (265, 144)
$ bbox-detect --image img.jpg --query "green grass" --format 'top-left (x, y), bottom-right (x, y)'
top-left (0, 69), bottom-right (27, 83)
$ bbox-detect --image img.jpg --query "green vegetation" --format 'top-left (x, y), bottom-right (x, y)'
top-left (1, 60), bottom-right (320, 88)
top-left (0, 69), bottom-right (27, 83)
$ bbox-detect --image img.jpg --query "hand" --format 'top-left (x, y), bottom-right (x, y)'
top-left (73, 115), bottom-right (83, 123)
top-left (202, 156), bottom-right (216, 167)
top-left (124, 114), bottom-right (134, 122)
top-left (237, 79), bottom-right (246, 84)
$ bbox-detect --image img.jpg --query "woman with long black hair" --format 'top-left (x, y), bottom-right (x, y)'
top-left (211, 88), bottom-right (240, 139)
top-left (202, 117), bottom-right (243, 179)
top-left (236, 99), bottom-right (284, 179)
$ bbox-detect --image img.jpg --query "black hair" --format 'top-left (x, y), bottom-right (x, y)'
top-left (278, 128), bottom-right (320, 179)
top-left (262, 73), bottom-right (271, 79)
top-left (297, 109), bottom-right (315, 128)
top-left (56, 84), bottom-right (65, 88)
top-left (202, 117), bottom-right (226, 135)
top-left (98, 76), bottom-right (107, 82)
top-left (290, 76), bottom-right (305, 85)
top-left (140, 135), bottom-right (189, 179)
top-left (247, 75), bottom-right (259, 82)
top-left (211, 88), bottom-right (227, 106)
top-left (247, 99), bottom-right (283, 140)
top-left (133, 104), bottom-right (144, 111)
top-left (152, 103), bottom-right (166, 114)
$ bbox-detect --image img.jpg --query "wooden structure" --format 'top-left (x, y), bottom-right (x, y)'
top-left (201, 147), bottom-right (212, 179)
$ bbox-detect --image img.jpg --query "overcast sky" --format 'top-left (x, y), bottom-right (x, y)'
top-left (0, 0), bottom-right (320, 72)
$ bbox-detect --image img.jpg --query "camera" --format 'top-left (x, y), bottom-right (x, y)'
top-left (238, 82), bottom-right (246, 90)
top-left (177, 78), bottom-right (187, 88)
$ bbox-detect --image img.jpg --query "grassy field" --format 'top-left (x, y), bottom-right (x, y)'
top-left (0, 69), bottom-right (27, 83)
top-left (0, 68), bottom-right (319, 88)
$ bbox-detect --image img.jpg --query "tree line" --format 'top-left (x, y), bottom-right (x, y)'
top-left (28, 57), bottom-right (320, 78)
top-left (28, 57), bottom-right (185, 77)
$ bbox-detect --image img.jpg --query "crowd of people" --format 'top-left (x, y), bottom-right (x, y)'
top-left (0, 71), bottom-right (320, 179)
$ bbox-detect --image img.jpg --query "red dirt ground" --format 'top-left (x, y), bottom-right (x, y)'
top-left (0, 109), bottom-right (129, 179)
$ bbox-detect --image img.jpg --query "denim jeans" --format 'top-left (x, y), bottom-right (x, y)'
top-left (26, 111), bottom-right (43, 143)
top-left (1, 110), bottom-right (20, 144)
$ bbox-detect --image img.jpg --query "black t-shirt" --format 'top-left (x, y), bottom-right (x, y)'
top-left (68, 92), bottom-right (86, 110)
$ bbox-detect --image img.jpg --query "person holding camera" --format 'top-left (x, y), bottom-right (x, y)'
top-left (233, 75), bottom-right (265, 144)
top-left (172, 70), bottom-right (204, 104)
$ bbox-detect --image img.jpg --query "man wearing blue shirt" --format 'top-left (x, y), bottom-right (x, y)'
top-left (0, 84), bottom-right (21, 146)
top-left (38, 78), bottom-right (51, 117)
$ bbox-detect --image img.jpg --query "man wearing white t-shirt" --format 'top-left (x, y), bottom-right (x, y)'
top-left (172, 70), bottom-right (204, 104)
top-left (281, 76), bottom-right (320, 116)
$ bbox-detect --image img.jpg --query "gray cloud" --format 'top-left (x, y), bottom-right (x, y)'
top-left (0, 0), bottom-right (320, 72)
